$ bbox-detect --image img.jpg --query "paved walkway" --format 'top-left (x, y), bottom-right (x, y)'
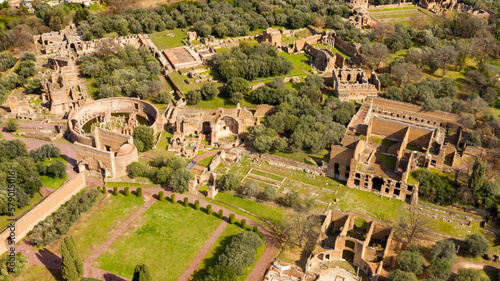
top-left (177, 221), bottom-right (228, 281)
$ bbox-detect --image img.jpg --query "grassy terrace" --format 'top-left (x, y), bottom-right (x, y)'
top-left (249, 169), bottom-right (284, 182)
top-left (150, 28), bottom-right (187, 50)
top-left (215, 192), bottom-right (287, 226)
top-left (96, 201), bottom-right (222, 280)
top-left (47, 193), bottom-right (144, 259)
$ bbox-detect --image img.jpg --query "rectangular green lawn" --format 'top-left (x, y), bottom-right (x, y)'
top-left (150, 28), bottom-right (187, 50)
top-left (51, 193), bottom-right (144, 259)
top-left (96, 201), bottom-right (223, 280)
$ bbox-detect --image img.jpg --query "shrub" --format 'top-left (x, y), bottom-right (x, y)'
top-left (465, 233), bottom-right (489, 257)
top-left (171, 193), bottom-right (176, 203)
top-left (207, 204), bottom-right (212, 215)
top-left (184, 197), bottom-right (189, 207)
top-left (218, 209), bottom-right (223, 219)
top-left (101, 186), bottom-right (106, 194)
top-left (159, 191), bottom-right (164, 201)
top-left (5, 119), bottom-right (19, 132)
top-left (195, 200), bottom-right (200, 210)
top-left (217, 231), bottom-right (263, 276)
top-left (218, 173), bottom-right (239, 191)
top-left (229, 214), bottom-right (235, 224)
top-left (284, 191), bottom-right (301, 208)
top-left (137, 188), bottom-right (143, 197)
top-left (241, 219), bottom-right (247, 230)
top-left (113, 187), bottom-right (118, 196)
top-left (253, 226), bottom-right (258, 232)
top-left (124, 187), bottom-right (130, 196)
top-left (396, 250), bottom-right (424, 275)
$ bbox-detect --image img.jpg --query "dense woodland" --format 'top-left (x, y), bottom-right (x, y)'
top-left (80, 45), bottom-right (164, 99)
top-left (0, 141), bottom-right (66, 215)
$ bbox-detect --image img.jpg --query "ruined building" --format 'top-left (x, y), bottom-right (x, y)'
top-left (346, 0), bottom-right (369, 9)
top-left (333, 68), bottom-right (380, 102)
top-left (167, 104), bottom-right (274, 153)
top-left (262, 27), bottom-right (282, 47)
top-left (41, 56), bottom-right (86, 115)
top-left (74, 127), bottom-right (138, 178)
top-left (68, 98), bottom-right (164, 178)
top-left (327, 97), bottom-right (464, 204)
top-left (306, 210), bottom-right (393, 281)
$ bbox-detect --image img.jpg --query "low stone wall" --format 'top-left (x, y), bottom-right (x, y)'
top-left (0, 173), bottom-right (86, 256)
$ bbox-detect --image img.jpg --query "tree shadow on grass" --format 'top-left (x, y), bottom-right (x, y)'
top-left (190, 235), bottom-right (235, 281)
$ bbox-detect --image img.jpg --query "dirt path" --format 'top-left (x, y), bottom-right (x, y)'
top-left (452, 261), bottom-right (500, 274)
top-left (192, 149), bottom-right (221, 163)
top-left (177, 221), bottom-right (228, 281)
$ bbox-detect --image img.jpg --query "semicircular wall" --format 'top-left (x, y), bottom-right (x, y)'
top-left (68, 97), bottom-right (161, 145)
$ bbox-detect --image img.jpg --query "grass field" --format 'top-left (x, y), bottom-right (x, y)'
top-left (278, 52), bottom-right (312, 75)
top-left (271, 149), bottom-right (329, 164)
top-left (13, 265), bottom-right (61, 281)
top-left (378, 154), bottom-right (398, 171)
top-left (150, 28), bottom-right (187, 50)
top-left (215, 192), bottom-right (287, 226)
top-left (46, 193), bottom-right (144, 259)
top-left (40, 174), bottom-right (67, 189)
top-left (152, 131), bottom-right (174, 157)
top-left (369, 5), bottom-right (433, 25)
top-left (96, 201), bottom-right (223, 280)
top-left (189, 95), bottom-right (256, 110)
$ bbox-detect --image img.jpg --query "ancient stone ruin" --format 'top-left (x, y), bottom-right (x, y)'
top-left (327, 97), bottom-right (466, 204)
top-left (333, 68), bottom-right (380, 102)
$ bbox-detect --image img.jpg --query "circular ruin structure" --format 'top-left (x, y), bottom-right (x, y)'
top-left (67, 97), bottom-right (162, 146)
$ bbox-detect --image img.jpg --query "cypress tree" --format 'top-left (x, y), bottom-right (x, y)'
top-left (184, 197), bottom-right (189, 207)
top-left (124, 187), bottom-right (130, 196)
top-left (137, 188), bottom-right (143, 197)
top-left (132, 263), bottom-right (152, 281)
top-left (207, 204), bottom-right (212, 215)
top-left (61, 236), bottom-right (83, 281)
top-left (159, 191), bottom-right (164, 201)
top-left (469, 158), bottom-right (485, 193)
top-left (171, 193), bottom-right (176, 203)
top-left (218, 209), bottom-right (223, 219)
top-left (195, 200), bottom-right (200, 210)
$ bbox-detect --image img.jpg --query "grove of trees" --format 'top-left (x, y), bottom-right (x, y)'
top-left (80, 45), bottom-right (164, 100)
top-left (126, 155), bottom-right (194, 193)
